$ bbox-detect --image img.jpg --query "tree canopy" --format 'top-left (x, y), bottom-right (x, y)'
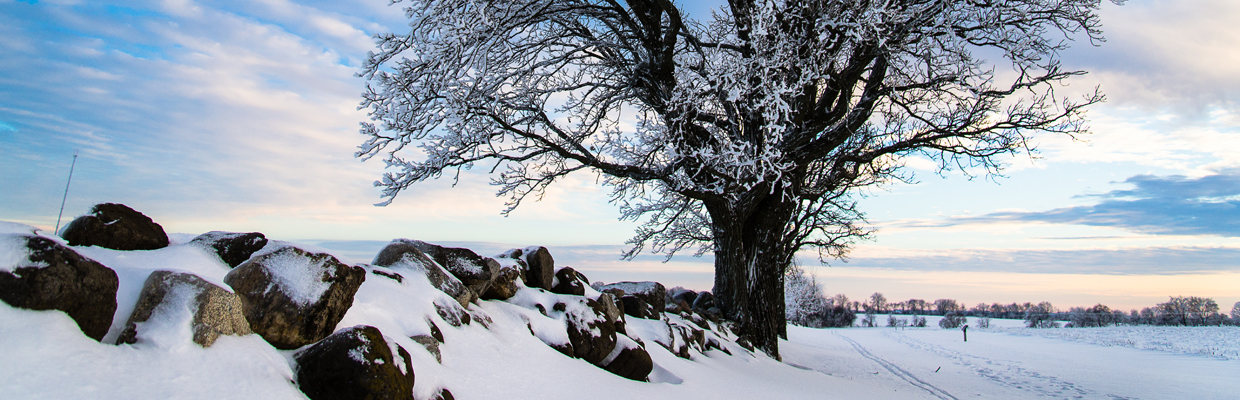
top-left (358, 0), bottom-right (1114, 357)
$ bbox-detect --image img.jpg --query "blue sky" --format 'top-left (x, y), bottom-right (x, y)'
top-left (2, 0), bottom-right (1238, 310)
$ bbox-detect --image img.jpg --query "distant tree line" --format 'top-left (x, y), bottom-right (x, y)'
top-left (785, 265), bottom-right (1240, 329)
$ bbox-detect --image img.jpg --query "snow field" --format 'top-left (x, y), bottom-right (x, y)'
top-left (2, 222), bottom-right (1238, 399)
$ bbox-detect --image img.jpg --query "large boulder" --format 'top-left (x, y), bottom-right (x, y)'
top-left (295, 325), bottom-right (415, 400)
top-left (596, 292), bottom-right (626, 334)
top-left (619, 295), bottom-right (656, 320)
top-left (224, 246), bottom-right (366, 349)
top-left (60, 203), bottom-right (168, 250)
top-left (597, 281), bottom-right (666, 319)
top-left (549, 267), bottom-right (586, 296)
top-left (189, 231), bottom-right (268, 268)
top-left (116, 271), bottom-right (251, 347)
top-left (601, 336), bottom-right (653, 381)
top-left (373, 240), bottom-right (475, 307)
top-left (0, 235), bottom-right (118, 341)
top-left (565, 297), bottom-right (618, 364)
top-left (509, 246), bottom-right (555, 290)
top-left (406, 241), bottom-right (499, 298)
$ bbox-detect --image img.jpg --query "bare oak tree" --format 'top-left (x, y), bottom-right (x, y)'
top-left (358, 0), bottom-right (1112, 356)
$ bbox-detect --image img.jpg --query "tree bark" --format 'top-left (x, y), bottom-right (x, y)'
top-left (708, 186), bottom-right (796, 359)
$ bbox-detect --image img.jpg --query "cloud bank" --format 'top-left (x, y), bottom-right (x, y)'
top-left (949, 170), bottom-right (1240, 237)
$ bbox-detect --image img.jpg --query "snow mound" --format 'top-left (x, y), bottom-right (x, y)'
top-left (0, 234), bottom-right (34, 273)
top-left (0, 221), bottom-right (40, 235)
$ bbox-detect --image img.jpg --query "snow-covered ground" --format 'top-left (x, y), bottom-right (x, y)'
top-left (6, 304), bottom-right (1238, 399)
top-left (985, 324), bottom-right (1240, 360)
top-left (786, 323), bottom-right (1240, 399)
top-left (3, 222), bottom-right (1238, 399)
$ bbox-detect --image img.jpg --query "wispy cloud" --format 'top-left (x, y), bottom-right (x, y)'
top-left (942, 170), bottom-right (1240, 237)
top-left (846, 245), bottom-right (1240, 275)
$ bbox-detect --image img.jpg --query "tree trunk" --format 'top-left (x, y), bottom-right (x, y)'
top-left (708, 187), bottom-right (796, 359)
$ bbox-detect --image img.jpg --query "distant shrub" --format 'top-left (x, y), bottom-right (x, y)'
top-left (1025, 301), bottom-right (1059, 328)
top-left (1068, 304), bottom-right (1116, 328)
top-left (887, 314), bottom-right (907, 328)
top-left (862, 313), bottom-right (877, 327)
top-left (939, 313), bottom-right (966, 329)
top-left (1025, 315), bottom-right (1060, 328)
top-left (976, 316), bottom-right (991, 329)
top-left (911, 315), bottom-right (927, 327)
top-left (800, 305), bottom-right (856, 328)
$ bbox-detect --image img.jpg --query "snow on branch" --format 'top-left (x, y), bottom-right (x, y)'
top-left (359, 0), bottom-right (1113, 260)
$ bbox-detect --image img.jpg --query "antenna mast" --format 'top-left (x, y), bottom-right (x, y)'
top-left (54, 150), bottom-right (79, 234)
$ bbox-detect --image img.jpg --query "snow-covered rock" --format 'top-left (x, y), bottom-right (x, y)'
top-left (115, 270), bottom-right (251, 347)
top-left (224, 246), bottom-right (366, 349)
top-left (0, 227), bottom-right (779, 397)
top-left (294, 325), bottom-right (415, 400)
top-left (407, 240), bottom-right (499, 298)
top-left (595, 281), bottom-right (666, 319)
top-left (372, 239), bottom-right (475, 307)
top-left (620, 295), bottom-right (658, 320)
top-left (501, 246), bottom-right (555, 290)
top-left (550, 266), bottom-right (587, 296)
top-left (60, 203), bottom-right (169, 251)
top-left (480, 264), bottom-right (521, 300)
top-left (597, 292), bottom-right (626, 334)
top-left (601, 334), bottom-right (654, 381)
top-left (566, 296), bottom-right (620, 364)
top-left (0, 234), bottom-right (118, 341)
top-left (189, 231), bottom-right (268, 268)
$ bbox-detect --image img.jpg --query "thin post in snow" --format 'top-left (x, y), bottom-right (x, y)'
top-left (54, 150), bottom-right (79, 234)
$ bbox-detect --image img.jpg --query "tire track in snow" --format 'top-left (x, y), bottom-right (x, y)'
top-left (836, 332), bottom-right (959, 400)
top-left (882, 331), bottom-right (1137, 400)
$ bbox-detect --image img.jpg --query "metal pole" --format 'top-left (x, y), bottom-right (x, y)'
top-left (54, 150), bottom-right (79, 234)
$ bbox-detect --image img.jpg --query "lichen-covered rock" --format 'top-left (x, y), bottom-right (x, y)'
top-left (0, 235), bottom-right (118, 341)
top-left (60, 203), bottom-right (168, 251)
top-left (601, 335), bottom-right (653, 381)
top-left (549, 267), bottom-right (585, 296)
top-left (406, 240), bottom-right (499, 298)
top-left (595, 281), bottom-right (665, 319)
top-left (224, 246), bottom-right (366, 349)
top-left (373, 240), bottom-right (475, 307)
top-left (480, 265), bottom-right (520, 300)
top-left (295, 325), bottom-right (414, 400)
top-left (189, 231), bottom-right (268, 268)
top-left (410, 334), bottom-right (441, 364)
top-left (116, 270), bottom-right (251, 347)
